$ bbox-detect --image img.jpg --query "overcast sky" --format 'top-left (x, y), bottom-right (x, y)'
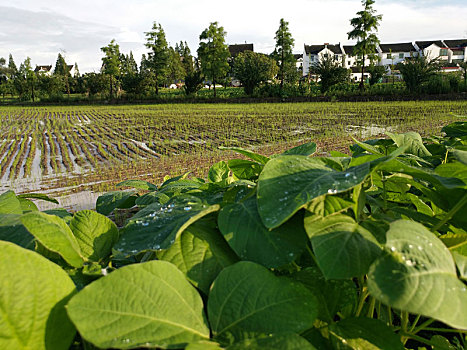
top-left (1, 0), bottom-right (466, 73)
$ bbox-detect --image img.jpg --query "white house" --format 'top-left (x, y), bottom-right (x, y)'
top-left (342, 45), bottom-right (376, 68)
top-left (34, 65), bottom-right (53, 75)
top-left (303, 44), bottom-right (344, 76)
top-left (444, 39), bottom-right (467, 63)
top-left (378, 43), bottom-right (418, 66)
top-left (414, 40), bottom-right (445, 61)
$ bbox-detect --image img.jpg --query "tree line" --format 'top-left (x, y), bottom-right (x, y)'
top-left (1, 0), bottom-right (465, 102)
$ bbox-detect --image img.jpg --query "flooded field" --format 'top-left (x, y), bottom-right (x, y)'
top-left (1, 101), bottom-right (465, 210)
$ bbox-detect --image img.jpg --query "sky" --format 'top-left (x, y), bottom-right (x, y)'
top-left (1, 0), bottom-right (466, 73)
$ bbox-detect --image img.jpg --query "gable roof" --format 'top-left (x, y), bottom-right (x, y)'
top-left (343, 45), bottom-right (356, 56)
top-left (415, 40), bottom-right (444, 50)
top-left (294, 54), bottom-right (303, 60)
top-left (304, 44), bottom-right (342, 55)
top-left (228, 44), bottom-right (254, 57)
top-left (379, 42), bottom-right (417, 53)
top-left (443, 39), bottom-right (467, 49)
top-left (34, 65), bottom-right (52, 73)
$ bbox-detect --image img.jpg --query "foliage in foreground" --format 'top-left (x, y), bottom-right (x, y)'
top-left (1, 120), bottom-right (467, 349)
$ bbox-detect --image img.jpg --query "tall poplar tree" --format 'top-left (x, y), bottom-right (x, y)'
top-left (347, 0), bottom-right (382, 90)
top-left (197, 22), bottom-right (230, 97)
top-left (101, 39), bottom-right (121, 98)
top-left (145, 22), bottom-right (169, 95)
top-left (271, 18), bottom-right (296, 90)
top-left (54, 53), bottom-right (71, 96)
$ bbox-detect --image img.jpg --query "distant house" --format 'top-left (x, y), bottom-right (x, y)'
top-left (303, 43), bottom-right (344, 76)
top-left (342, 45), bottom-right (376, 68)
top-left (294, 53), bottom-right (303, 73)
top-left (350, 66), bottom-right (370, 82)
top-left (378, 42), bottom-right (418, 66)
top-left (228, 43), bottom-right (254, 58)
top-left (34, 65), bottom-right (53, 75)
top-left (444, 39), bottom-right (467, 63)
top-left (414, 40), bottom-right (445, 61)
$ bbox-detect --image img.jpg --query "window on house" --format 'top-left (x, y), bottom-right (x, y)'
top-left (334, 55), bottom-right (339, 60)
top-left (440, 49), bottom-right (448, 56)
top-left (348, 61), bottom-right (351, 66)
top-left (387, 54), bottom-right (392, 59)
top-left (453, 50), bottom-right (463, 56)
top-left (399, 53), bottom-right (404, 58)
top-left (323, 54), bottom-right (329, 59)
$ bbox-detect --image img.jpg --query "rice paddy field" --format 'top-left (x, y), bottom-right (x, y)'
top-left (1, 100), bottom-right (466, 209)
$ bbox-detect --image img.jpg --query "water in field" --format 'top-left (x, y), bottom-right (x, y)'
top-left (0, 101), bottom-right (465, 210)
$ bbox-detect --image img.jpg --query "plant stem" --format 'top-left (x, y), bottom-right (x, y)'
top-left (431, 192), bottom-right (467, 232)
top-left (412, 318), bottom-right (436, 334)
top-left (408, 314), bottom-right (421, 333)
top-left (399, 331), bottom-right (440, 347)
top-left (367, 296), bottom-right (376, 318)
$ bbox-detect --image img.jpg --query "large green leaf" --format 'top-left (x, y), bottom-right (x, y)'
top-left (281, 142), bottom-right (317, 156)
top-left (219, 146), bottom-right (270, 165)
top-left (442, 121), bottom-right (467, 137)
top-left (257, 155), bottom-right (374, 229)
top-left (304, 214), bottom-right (382, 279)
top-left (66, 260), bottom-right (209, 349)
top-left (0, 241), bottom-right (76, 350)
top-left (386, 131), bottom-right (431, 157)
top-left (0, 190), bottom-right (22, 214)
top-left (293, 267), bottom-right (357, 322)
top-left (96, 191), bottom-right (137, 216)
top-left (329, 317), bottom-right (404, 350)
top-left (116, 179), bottom-right (157, 191)
top-left (227, 333), bottom-right (317, 350)
top-left (218, 196), bottom-right (307, 268)
top-left (368, 220), bottom-right (467, 329)
top-left (453, 252), bottom-right (467, 281)
top-left (208, 161), bottom-right (230, 183)
top-left (69, 210), bottom-right (119, 262)
top-left (157, 219), bottom-right (238, 294)
top-left (208, 261), bottom-right (317, 344)
top-left (0, 214), bottom-right (35, 249)
top-left (228, 159), bottom-right (263, 180)
top-left (114, 195), bottom-right (220, 255)
top-left (21, 212), bottom-right (84, 268)
top-left (17, 193), bottom-right (59, 204)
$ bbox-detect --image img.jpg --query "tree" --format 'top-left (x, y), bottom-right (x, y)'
top-left (397, 56), bottom-right (440, 93)
top-left (145, 22), bottom-right (169, 95)
top-left (311, 56), bottom-right (350, 93)
top-left (17, 57), bottom-right (37, 101)
top-left (233, 51), bottom-right (278, 95)
top-left (347, 0), bottom-right (382, 90)
top-left (197, 22), bottom-right (230, 98)
top-left (176, 41), bottom-right (194, 74)
top-left (8, 54), bottom-right (18, 80)
top-left (166, 47), bottom-right (185, 85)
top-left (83, 72), bottom-right (107, 96)
top-left (101, 39), bottom-right (121, 98)
top-left (271, 18), bottom-right (296, 91)
top-left (367, 64), bottom-right (386, 86)
top-left (183, 70), bottom-right (204, 96)
top-left (53, 53), bottom-right (71, 96)
top-left (460, 62), bottom-right (467, 90)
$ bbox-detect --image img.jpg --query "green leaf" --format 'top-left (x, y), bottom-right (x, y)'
top-left (442, 121), bottom-right (467, 137)
top-left (69, 210), bottom-right (119, 262)
top-left (186, 340), bottom-right (224, 350)
top-left (306, 195), bottom-right (354, 217)
top-left (440, 233), bottom-right (467, 255)
top-left (21, 212), bottom-right (84, 268)
top-left (329, 317), bottom-right (404, 350)
top-left (386, 131), bottom-right (431, 157)
top-left (116, 179), bottom-right (157, 191)
top-left (282, 142), bottom-right (317, 156)
top-left (96, 191), bottom-right (137, 216)
top-left (157, 219), bottom-right (238, 294)
top-left (453, 252), bottom-right (467, 280)
top-left (18, 197), bottom-right (38, 212)
top-left (304, 214), bottom-right (382, 279)
top-left (66, 260), bottom-right (209, 349)
top-left (209, 161), bottom-right (230, 182)
top-left (257, 156), bottom-right (374, 229)
top-left (0, 214), bottom-right (35, 249)
top-left (227, 333), bottom-right (317, 350)
top-left (0, 190), bottom-right (22, 214)
top-left (17, 192), bottom-right (59, 204)
top-left (208, 261), bottom-right (317, 344)
top-left (218, 196), bottom-right (307, 268)
top-left (114, 195), bottom-right (220, 255)
top-left (219, 146), bottom-right (270, 164)
top-left (0, 241), bottom-right (76, 350)
top-left (368, 220), bottom-right (467, 329)
top-left (451, 149), bottom-right (467, 165)
top-left (350, 138), bottom-right (384, 155)
top-left (436, 162), bottom-right (467, 184)
top-left (228, 159), bottom-right (263, 180)
top-left (135, 191), bottom-right (170, 206)
top-left (293, 267), bottom-right (357, 322)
